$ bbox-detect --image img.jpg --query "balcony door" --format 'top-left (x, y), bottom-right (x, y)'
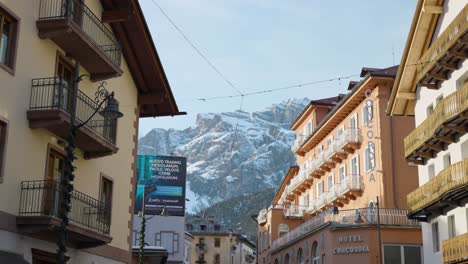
top-left (43, 149), bottom-right (65, 216)
top-left (62, 0), bottom-right (84, 26)
top-left (55, 56), bottom-right (74, 111)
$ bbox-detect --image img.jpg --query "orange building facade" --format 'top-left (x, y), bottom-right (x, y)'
top-left (257, 66), bottom-right (423, 264)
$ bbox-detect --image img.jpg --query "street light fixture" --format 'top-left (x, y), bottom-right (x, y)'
top-left (57, 62), bottom-right (124, 264)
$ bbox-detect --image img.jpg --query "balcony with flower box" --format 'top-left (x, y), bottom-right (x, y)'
top-left (407, 159), bottom-right (468, 222)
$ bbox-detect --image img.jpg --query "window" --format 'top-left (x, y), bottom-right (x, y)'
top-left (0, 120), bottom-right (6, 182)
top-left (311, 241), bottom-right (319, 264)
top-left (317, 181), bottom-right (324, 196)
top-left (0, 4), bottom-right (18, 72)
top-left (214, 238), bottom-right (221, 248)
top-left (362, 100), bottom-right (373, 125)
top-left (214, 254), bottom-right (220, 264)
top-left (297, 248), bottom-right (304, 264)
top-left (426, 104), bottom-right (434, 117)
top-left (428, 164), bottom-right (435, 180)
top-left (337, 126), bottom-right (345, 140)
top-left (365, 142), bottom-right (375, 172)
top-left (443, 154), bottom-right (451, 169)
top-left (327, 137), bottom-right (333, 148)
top-left (339, 165), bottom-right (346, 182)
top-left (383, 245), bottom-right (422, 264)
top-left (285, 254), bottom-right (290, 264)
top-left (432, 222), bottom-right (440, 252)
top-left (350, 155), bottom-right (360, 175)
top-left (327, 174), bottom-right (334, 191)
top-left (100, 175), bottom-right (113, 213)
top-left (200, 225), bottom-right (206, 231)
top-left (436, 95), bottom-right (443, 106)
top-left (448, 215), bottom-right (456, 238)
top-left (349, 114), bottom-right (358, 129)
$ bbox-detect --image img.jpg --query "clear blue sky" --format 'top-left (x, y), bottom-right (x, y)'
top-left (138, 0), bottom-right (417, 136)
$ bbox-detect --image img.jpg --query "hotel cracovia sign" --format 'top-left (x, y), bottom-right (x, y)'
top-left (332, 234), bottom-right (370, 254)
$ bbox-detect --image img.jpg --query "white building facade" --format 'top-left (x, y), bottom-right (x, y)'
top-left (388, 1), bottom-right (468, 264)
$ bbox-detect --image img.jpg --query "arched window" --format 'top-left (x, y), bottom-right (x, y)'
top-left (297, 248), bottom-right (304, 264)
top-left (214, 254), bottom-right (220, 264)
top-left (285, 254), bottom-right (290, 264)
top-left (311, 241), bottom-right (319, 264)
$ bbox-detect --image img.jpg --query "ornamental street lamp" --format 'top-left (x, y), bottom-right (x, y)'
top-left (57, 62), bottom-right (123, 264)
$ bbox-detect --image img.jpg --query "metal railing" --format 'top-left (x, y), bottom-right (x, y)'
top-left (288, 170), bottom-right (308, 193)
top-left (271, 208), bottom-right (418, 251)
top-left (29, 77), bottom-right (117, 144)
top-left (337, 174), bottom-right (362, 196)
top-left (316, 193), bottom-right (327, 210)
top-left (407, 159), bottom-right (468, 213)
top-left (326, 186), bottom-right (338, 204)
top-left (404, 83), bottom-right (468, 158)
top-left (38, 0), bottom-right (122, 65)
top-left (335, 128), bottom-right (361, 150)
top-left (442, 233), bottom-right (468, 264)
top-left (285, 204), bottom-right (303, 218)
top-left (18, 180), bottom-right (111, 234)
top-left (416, 5), bottom-right (468, 83)
top-left (257, 209), bottom-right (268, 224)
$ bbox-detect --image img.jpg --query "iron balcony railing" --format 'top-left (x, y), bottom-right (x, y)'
top-left (285, 204), bottom-right (303, 218)
top-left (29, 77), bottom-right (117, 144)
top-left (257, 209), bottom-right (268, 224)
top-left (407, 159), bottom-right (468, 214)
top-left (442, 233), bottom-right (468, 264)
top-left (326, 186), bottom-right (338, 205)
top-left (416, 5), bottom-right (468, 83)
top-left (404, 84), bottom-right (468, 158)
top-left (18, 180), bottom-right (111, 234)
top-left (38, 0), bottom-right (122, 65)
top-left (316, 193), bottom-right (328, 210)
top-left (271, 208), bottom-right (418, 251)
top-left (337, 174), bottom-right (362, 196)
top-left (334, 128), bottom-right (361, 151)
top-left (288, 170), bottom-right (309, 193)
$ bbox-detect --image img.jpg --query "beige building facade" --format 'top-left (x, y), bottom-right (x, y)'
top-left (387, 1), bottom-right (468, 263)
top-left (187, 216), bottom-right (256, 264)
top-left (258, 66), bottom-right (423, 264)
top-left (0, 0), bottom-right (182, 263)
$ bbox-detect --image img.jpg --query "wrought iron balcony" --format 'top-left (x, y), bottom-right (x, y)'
top-left (288, 170), bottom-right (312, 194)
top-left (407, 159), bottom-right (468, 222)
top-left (27, 77), bottom-right (118, 159)
top-left (16, 180), bottom-right (111, 248)
top-left (284, 205), bottom-right (303, 218)
top-left (37, 0), bottom-right (122, 80)
top-left (334, 128), bottom-right (362, 154)
top-left (315, 193), bottom-right (328, 211)
top-left (271, 208), bottom-right (418, 251)
top-left (404, 84), bottom-right (468, 164)
top-left (337, 174), bottom-right (363, 201)
top-left (416, 5), bottom-right (468, 89)
top-left (442, 233), bottom-right (468, 264)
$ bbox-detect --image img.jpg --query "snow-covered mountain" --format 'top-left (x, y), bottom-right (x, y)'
top-left (138, 98), bottom-right (309, 213)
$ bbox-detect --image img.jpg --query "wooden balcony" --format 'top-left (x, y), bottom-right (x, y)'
top-left (407, 159), bottom-right (468, 222)
top-left (16, 180), bottom-right (112, 248)
top-left (416, 5), bottom-right (468, 89)
top-left (37, 0), bottom-right (122, 81)
top-left (27, 77), bottom-right (118, 159)
top-left (442, 233), bottom-right (468, 264)
top-left (404, 84), bottom-right (468, 164)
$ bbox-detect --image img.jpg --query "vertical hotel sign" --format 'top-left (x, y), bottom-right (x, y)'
top-left (135, 155), bottom-right (187, 216)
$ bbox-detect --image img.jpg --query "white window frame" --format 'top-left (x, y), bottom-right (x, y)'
top-left (317, 181), bottom-right (323, 196)
top-left (365, 142), bottom-right (375, 172)
top-left (350, 154), bottom-right (360, 175)
top-left (349, 113), bottom-right (358, 129)
top-left (339, 164), bottom-right (346, 182)
top-left (432, 222), bottom-right (440, 252)
top-left (328, 173), bottom-right (334, 190)
top-left (362, 100), bottom-right (373, 126)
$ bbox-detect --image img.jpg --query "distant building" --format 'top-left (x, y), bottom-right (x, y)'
top-left (387, 1), bottom-right (468, 264)
top-left (187, 215), bottom-right (256, 264)
top-left (257, 66), bottom-right (423, 264)
top-left (184, 232), bottom-right (194, 264)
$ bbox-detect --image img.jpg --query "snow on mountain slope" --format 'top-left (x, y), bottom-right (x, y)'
top-left (138, 98), bottom-right (309, 213)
